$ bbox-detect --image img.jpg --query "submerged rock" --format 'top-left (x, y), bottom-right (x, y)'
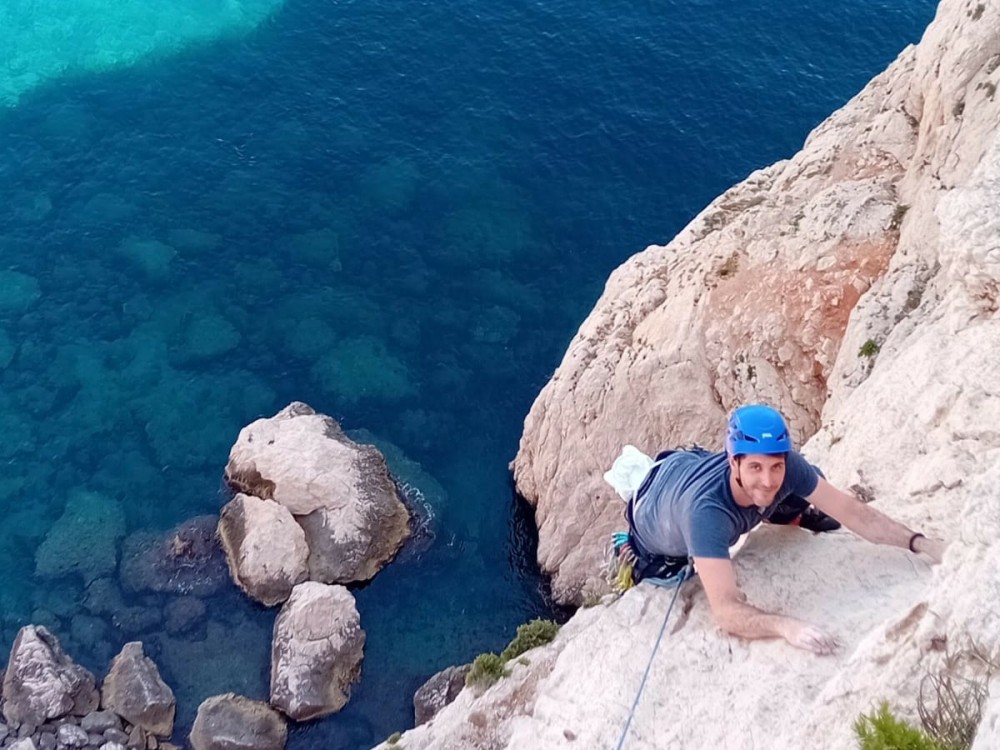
top-left (119, 516), bottom-right (229, 597)
top-left (34, 491), bottom-right (125, 584)
top-left (270, 582), bottom-right (364, 721)
top-left (152, 620), bottom-right (270, 709)
top-left (189, 694), bottom-right (286, 750)
top-left (0, 271), bottom-right (41, 313)
top-left (169, 312), bottom-right (241, 366)
top-left (116, 237), bottom-right (176, 280)
top-left (225, 402), bottom-right (410, 584)
top-left (217, 494), bottom-right (308, 606)
top-left (1, 626), bottom-right (98, 730)
top-left (0, 328), bottom-right (17, 369)
top-left (308, 337), bottom-right (416, 404)
top-left (163, 597), bottom-right (207, 635)
top-left (101, 642), bottom-right (175, 738)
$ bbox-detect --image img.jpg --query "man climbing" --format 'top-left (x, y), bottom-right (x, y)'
top-left (621, 404), bottom-right (945, 655)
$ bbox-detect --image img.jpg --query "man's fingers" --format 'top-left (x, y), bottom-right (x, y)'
top-left (813, 636), bottom-right (839, 655)
top-left (798, 626), bottom-right (840, 655)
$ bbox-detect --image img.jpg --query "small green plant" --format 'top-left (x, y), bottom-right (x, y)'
top-left (854, 702), bottom-right (944, 750)
top-left (466, 653), bottom-right (506, 688)
top-left (859, 339), bottom-right (880, 358)
top-left (500, 619), bottom-right (560, 662)
top-left (517, 657), bottom-right (530, 666)
top-left (385, 732), bottom-right (402, 746)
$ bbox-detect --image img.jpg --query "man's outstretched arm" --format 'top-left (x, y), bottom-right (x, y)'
top-left (806, 478), bottom-right (945, 563)
top-left (693, 556), bottom-right (839, 655)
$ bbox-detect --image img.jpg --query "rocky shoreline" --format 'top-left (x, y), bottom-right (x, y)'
top-left (3, 401), bottom-right (433, 749)
top-left (1, 626), bottom-right (180, 750)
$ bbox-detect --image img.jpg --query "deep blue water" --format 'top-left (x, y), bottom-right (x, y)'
top-left (0, 0), bottom-right (937, 747)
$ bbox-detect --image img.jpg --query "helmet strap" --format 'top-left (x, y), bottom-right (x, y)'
top-left (733, 455), bottom-right (744, 489)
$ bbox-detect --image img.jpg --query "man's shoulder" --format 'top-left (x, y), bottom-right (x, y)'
top-left (666, 452), bottom-right (731, 503)
top-left (783, 449), bottom-right (821, 494)
top-left (665, 447), bottom-right (726, 466)
top-left (654, 450), bottom-right (727, 488)
top-left (786, 448), bottom-right (809, 463)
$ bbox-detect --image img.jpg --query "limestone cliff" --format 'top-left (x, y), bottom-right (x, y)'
top-left (513, 0), bottom-right (1000, 608)
top-left (380, 0), bottom-right (1000, 747)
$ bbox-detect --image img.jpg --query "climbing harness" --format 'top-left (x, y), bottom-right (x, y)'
top-left (603, 446), bottom-right (694, 748)
top-left (612, 562), bottom-right (692, 750)
top-left (604, 448), bottom-right (686, 593)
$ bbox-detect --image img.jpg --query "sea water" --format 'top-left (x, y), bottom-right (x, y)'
top-left (0, 0), bottom-right (937, 746)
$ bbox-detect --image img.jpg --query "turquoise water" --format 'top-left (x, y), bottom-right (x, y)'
top-left (1, 0), bottom-right (937, 746)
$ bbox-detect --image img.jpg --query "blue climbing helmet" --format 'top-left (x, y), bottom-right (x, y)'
top-left (726, 405), bottom-right (792, 456)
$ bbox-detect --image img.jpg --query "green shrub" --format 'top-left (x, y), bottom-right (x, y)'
top-left (386, 732), bottom-right (402, 746)
top-left (466, 653), bottom-right (506, 688)
top-left (463, 619), bottom-right (560, 690)
top-left (854, 702), bottom-right (944, 750)
top-left (859, 339), bottom-right (880, 358)
top-left (500, 619), bottom-right (560, 662)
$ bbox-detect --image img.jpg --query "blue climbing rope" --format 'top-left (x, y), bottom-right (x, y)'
top-left (612, 564), bottom-right (692, 750)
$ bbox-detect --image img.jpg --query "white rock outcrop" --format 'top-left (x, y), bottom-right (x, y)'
top-left (387, 0), bottom-right (1000, 747)
top-left (225, 402), bottom-right (410, 584)
top-left (218, 493), bottom-right (309, 606)
top-left (1, 626), bottom-right (99, 730)
top-left (189, 694), bottom-right (286, 750)
top-left (269, 582), bottom-right (365, 721)
top-left (101, 642), bottom-right (176, 738)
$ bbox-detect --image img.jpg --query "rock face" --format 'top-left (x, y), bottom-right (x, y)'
top-left (269, 582), bottom-right (365, 721)
top-left (218, 494), bottom-right (309, 606)
top-left (511, 0), bottom-right (1000, 606)
top-left (225, 402), bottom-right (410, 583)
top-left (1, 626), bottom-right (98, 730)
top-left (972, 674), bottom-right (1000, 750)
top-left (101, 642), bottom-right (175, 737)
top-left (413, 665), bottom-right (471, 726)
top-left (384, 0), bottom-right (1000, 748)
top-left (189, 694), bottom-right (286, 750)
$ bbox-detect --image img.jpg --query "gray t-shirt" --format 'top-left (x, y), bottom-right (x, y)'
top-left (630, 449), bottom-right (820, 559)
